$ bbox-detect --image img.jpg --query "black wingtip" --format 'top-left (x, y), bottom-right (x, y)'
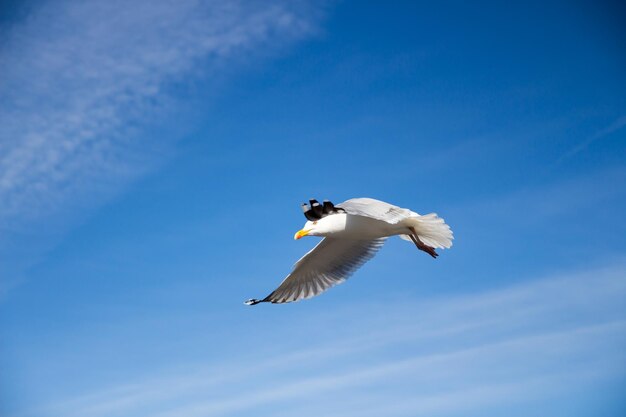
top-left (244, 299), bottom-right (262, 306)
top-left (309, 199), bottom-right (323, 218)
top-left (322, 200), bottom-right (334, 214)
top-left (301, 203), bottom-right (318, 220)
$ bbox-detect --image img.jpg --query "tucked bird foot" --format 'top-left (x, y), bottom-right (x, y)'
top-left (408, 228), bottom-right (438, 258)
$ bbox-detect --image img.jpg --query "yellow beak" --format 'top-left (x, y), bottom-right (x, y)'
top-left (294, 229), bottom-right (310, 240)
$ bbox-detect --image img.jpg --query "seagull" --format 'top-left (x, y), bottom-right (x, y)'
top-left (245, 198), bottom-right (453, 305)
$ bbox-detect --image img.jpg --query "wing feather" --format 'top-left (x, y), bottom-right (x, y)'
top-left (336, 198), bottom-right (414, 224)
top-left (250, 237), bottom-right (386, 304)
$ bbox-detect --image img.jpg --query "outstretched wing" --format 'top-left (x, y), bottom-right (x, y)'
top-left (246, 237), bottom-right (386, 305)
top-left (336, 198), bottom-right (415, 224)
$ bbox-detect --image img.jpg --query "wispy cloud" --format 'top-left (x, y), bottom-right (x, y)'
top-left (18, 262), bottom-right (626, 417)
top-left (0, 0), bottom-right (318, 228)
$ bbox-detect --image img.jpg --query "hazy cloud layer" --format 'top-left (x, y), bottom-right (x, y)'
top-left (20, 262), bottom-right (626, 417)
top-left (0, 0), bottom-right (318, 227)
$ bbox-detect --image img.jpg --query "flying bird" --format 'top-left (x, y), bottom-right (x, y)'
top-left (245, 198), bottom-right (453, 305)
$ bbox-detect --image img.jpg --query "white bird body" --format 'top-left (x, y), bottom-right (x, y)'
top-left (302, 213), bottom-right (403, 239)
top-left (245, 198), bottom-right (453, 305)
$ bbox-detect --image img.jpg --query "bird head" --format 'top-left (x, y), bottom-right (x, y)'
top-left (294, 215), bottom-right (346, 239)
top-left (294, 220), bottom-right (317, 239)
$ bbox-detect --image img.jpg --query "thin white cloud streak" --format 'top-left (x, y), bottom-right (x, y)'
top-left (558, 114), bottom-right (626, 162)
top-left (19, 262), bottom-right (626, 417)
top-left (453, 165), bottom-right (626, 229)
top-left (0, 0), bottom-right (318, 227)
top-left (289, 366), bottom-right (617, 417)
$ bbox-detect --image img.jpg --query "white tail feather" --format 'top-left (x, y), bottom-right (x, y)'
top-left (399, 213), bottom-right (453, 249)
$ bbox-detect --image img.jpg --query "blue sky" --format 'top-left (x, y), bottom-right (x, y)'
top-left (1, 0), bottom-right (625, 416)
